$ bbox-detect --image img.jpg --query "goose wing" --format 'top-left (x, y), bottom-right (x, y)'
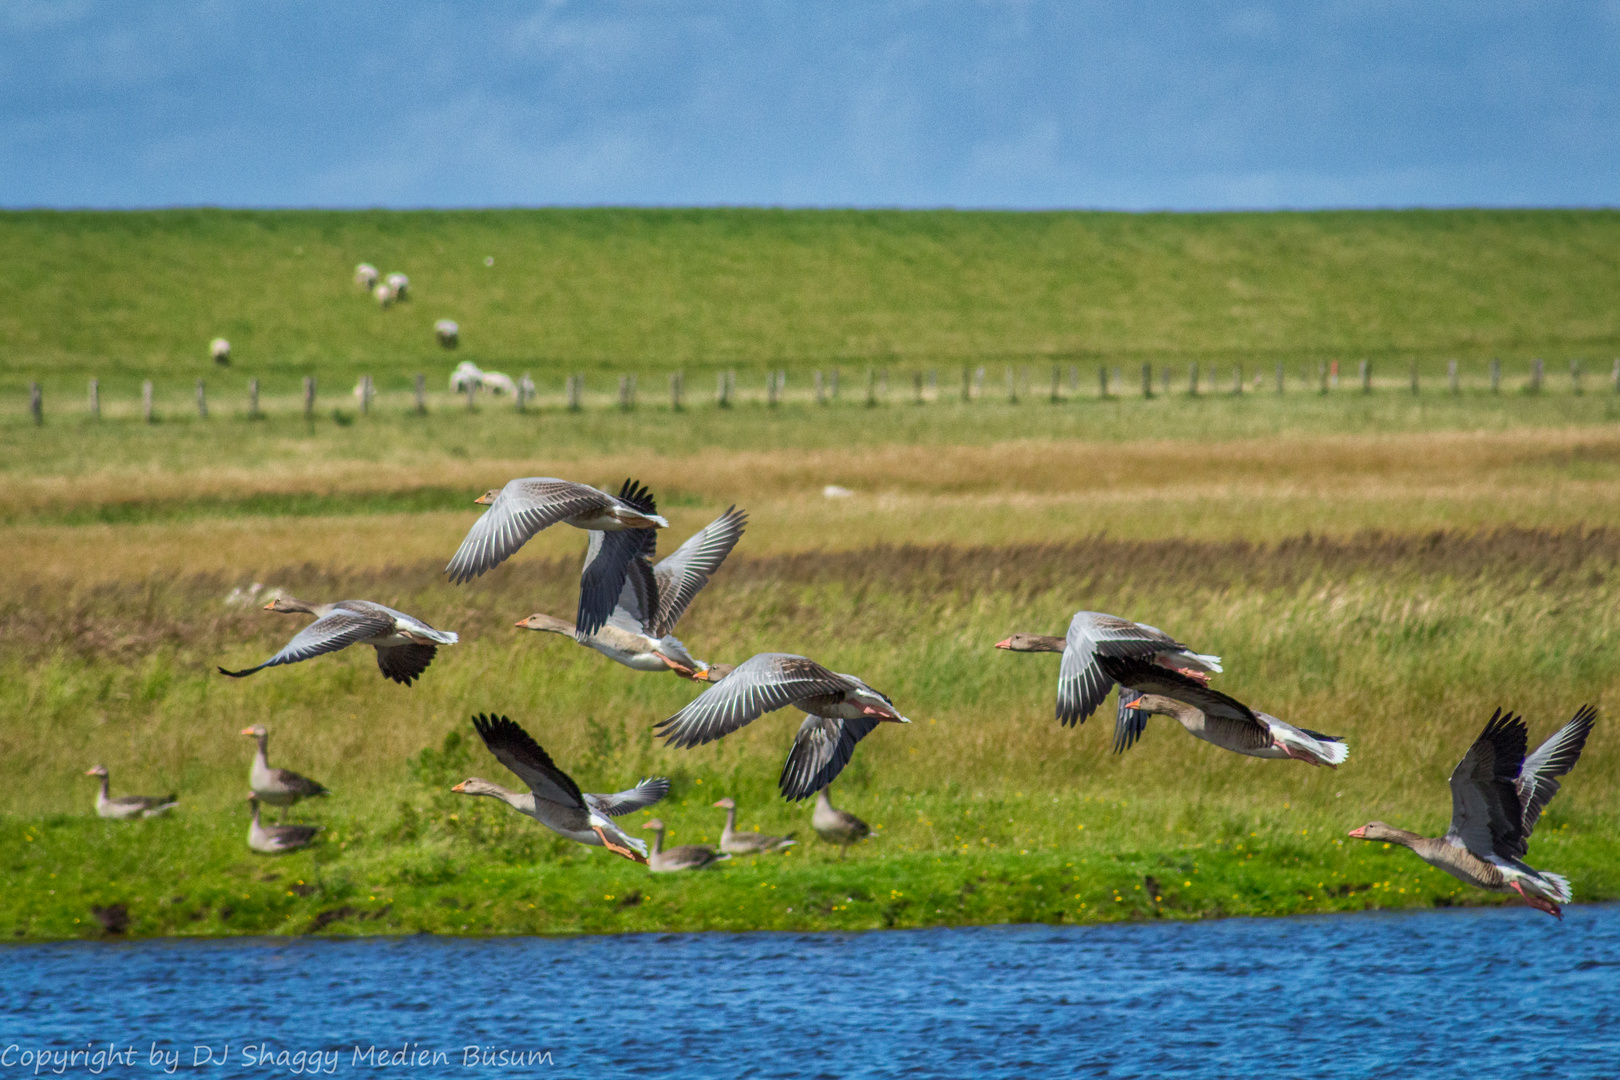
top-left (579, 530), bottom-right (649, 639)
top-left (650, 506), bottom-right (748, 636)
top-left (469, 714), bottom-right (585, 810)
top-left (1113, 692), bottom-right (1155, 754)
top-left (376, 643), bottom-right (438, 686)
top-left (445, 478), bottom-right (613, 584)
top-left (585, 777), bottom-right (671, 817)
top-left (655, 654), bottom-right (852, 749)
top-left (1057, 612), bottom-right (1193, 727)
top-left (350, 601), bottom-right (459, 645)
top-left (1512, 704), bottom-right (1596, 852)
top-left (779, 714), bottom-right (883, 801)
top-left (1445, 710), bottom-right (1529, 858)
top-left (218, 607), bottom-right (395, 678)
top-left (1096, 656), bottom-right (1272, 752)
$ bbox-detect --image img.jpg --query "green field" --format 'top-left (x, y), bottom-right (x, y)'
top-left (2, 208), bottom-right (1617, 939)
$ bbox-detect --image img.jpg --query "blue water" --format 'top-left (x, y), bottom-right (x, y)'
top-left (4, 906), bottom-right (1619, 1079)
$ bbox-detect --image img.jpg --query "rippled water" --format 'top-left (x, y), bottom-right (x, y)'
top-left (4, 905), bottom-right (1619, 1078)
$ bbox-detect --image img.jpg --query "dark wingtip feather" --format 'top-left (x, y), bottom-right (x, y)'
top-left (217, 666), bottom-right (253, 678)
top-left (616, 477), bottom-right (658, 515)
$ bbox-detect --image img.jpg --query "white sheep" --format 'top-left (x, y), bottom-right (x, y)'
top-left (374, 282), bottom-right (395, 307)
top-left (386, 272), bottom-right (409, 299)
top-left (210, 337), bottom-right (231, 365)
top-left (450, 361), bottom-right (485, 393)
top-left (481, 371), bottom-right (516, 396)
top-left (355, 263), bottom-right (378, 289)
top-left (434, 319), bottom-right (459, 348)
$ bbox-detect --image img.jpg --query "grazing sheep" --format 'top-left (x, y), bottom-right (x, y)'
top-left (481, 371), bottom-right (516, 396)
top-left (386, 272), bottom-right (409, 299)
top-left (210, 338), bottom-right (231, 365)
top-left (435, 319), bottom-right (459, 348)
top-left (450, 361), bottom-right (485, 393)
top-left (354, 263), bottom-right (378, 289)
top-left (374, 282), bottom-right (395, 307)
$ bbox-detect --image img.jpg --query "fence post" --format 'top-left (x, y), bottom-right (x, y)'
top-left (917, 370), bottom-right (927, 405)
top-left (1189, 362), bottom-right (1199, 396)
top-left (303, 376), bottom-right (316, 419)
top-left (1530, 357), bottom-right (1543, 393)
top-left (1005, 366), bottom-right (1017, 403)
top-left (715, 371), bottom-right (729, 408)
top-left (360, 375), bottom-right (374, 415)
top-left (815, 370), bottom-right (825, 404)
top-left (1448, 359), bottom-right (1459, 395)
top-left (1317, 362), bottom-right (1328, 395)
top-left (1613, 358), bottom-right (1620, 394)
top-left (414, 373), bottom-right (426, 414)
top-left (1571, 358), bottom-right (1582, 394)
top-left (670, 371), bottom-right (683, 411)
top-left (1097, 365), bottom-right (1108, 398)
top-left (1161, 366), bottom-right (1172, 395)
top-left (1233, 363), bottom-right (1243, 395)
top-left (1359, 359), bottom-right (1370, 393)
top-left (143, 380), bottom-right (155, 423)
top-left (1141, 364), bottom-right (1152, 399)
top-left (928, 369), bottom-right (937, 398)
top-left (1067, 365), bottom-right (1079, 395)
top-left (567, 374), bottom-right (582, 411)
top-left (1490, 357), bottom-right (1501, 394)
top-left (619, 374), bottom-right (635, 410)
top-left (515, 374), bottom-right (529, 413)
top-left (89, 378), bottom-right (100, 420)
top-left (196, 379), bottom-right (208, 418)
top-left (866, 367), bottom-right (877, 407)
top-left (465, 376), bottom-right (477, 411)
top-left (1275, 362), bottom-right (1284, 393)
top-left (249, 378), bottom-right (260, 418)
top-left (1409, 359), bottom-right (1418, 395)
top-left (766, 371), bottom-right (778, 407)
top-left (29, 382), bottom-right (42, 425)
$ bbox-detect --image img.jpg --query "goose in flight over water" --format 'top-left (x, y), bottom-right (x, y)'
top-left (1098, 655), bottom-right (1348, 766)
top-left (996, 611), bottom-right (1221, 728)
top-left (517, 506), bottom-right (747, 679)
top-left (451, 714), bottom-right (668, 863)
top-left (218, 598), bottom-right (458, 685)
top-left (1349, 705), bottom-right (1596, 919)
top-left (444, 477), bottom-right (669, 638)
top-left (241, 725), bottom-right (329, 821)
top-left (656, 653), bottom-right (911, 800)
top-left (85, 765), bottom-right (177, 819)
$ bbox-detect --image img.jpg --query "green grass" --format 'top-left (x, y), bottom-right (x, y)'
top-left (4, 208), bottom-right (1620, 400)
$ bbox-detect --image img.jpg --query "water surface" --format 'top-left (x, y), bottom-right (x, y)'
top-left (4, 906), bottom-right (1618, 1078)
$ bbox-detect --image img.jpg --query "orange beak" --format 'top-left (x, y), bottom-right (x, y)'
top-left (514, 618), bottom-right (530, 628)
top-left (450, 781), bottom-right (467, 793)
top-left (84, 768), bottom-right (98, 775)
top-left (994, 638), bottom-right (1012, 649)
top-left (474, 494), bottom-right (493, 505)
top-left (262, 600), bottom-right (277, 609)
top-left (239, 727), bottom-right (256, 736)
top-left (1347, 826), bottom-right (1367, 839)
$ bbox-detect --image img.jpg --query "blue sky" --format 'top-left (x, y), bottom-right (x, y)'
top-left (2, 1), bottom-right (1617, 210)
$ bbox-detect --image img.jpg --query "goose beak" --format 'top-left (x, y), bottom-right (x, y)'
top-left (239, 727), bottom-right (255, 735)
top-left (514, 618), bottom-right (530, 628)
top-left (474, 493), bottom-right (493, 505)
top-left (1347, 826), bottom-right (1367, 839)
top-left (262, 600), bottom-right (277, 609)
top-left (84, 768), bottom-right (97, 775)
top-left (994, 638), bottom-right (1013, 649)
top-left (451, 781), bottom-right (467, 793)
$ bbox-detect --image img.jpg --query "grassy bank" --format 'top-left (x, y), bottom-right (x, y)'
top-left (4, 531), bottom-right (1617, 938)
top-left (4, 208), bottom-right (1620, 399)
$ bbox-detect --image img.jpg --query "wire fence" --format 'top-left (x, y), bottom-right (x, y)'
top-left (16, 357), bottom-right (1620, 424)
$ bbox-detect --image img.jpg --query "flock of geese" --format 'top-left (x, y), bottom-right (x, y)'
top-left (90, 475), bottom-right (1598, 914)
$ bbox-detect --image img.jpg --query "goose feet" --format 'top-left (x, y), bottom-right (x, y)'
top-left (593, 827), bottom-right (649, 865)
top-left (1273, 739), bottom-right (1330, 768)
top-left (1510, 880), bottom-right (1563, 919)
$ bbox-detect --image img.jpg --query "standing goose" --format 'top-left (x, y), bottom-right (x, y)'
top-left (451, 714), bottom-right (668, 863)
top-left (246, 795), bottom-right (320, 853)
top-left (241, 725), bottom-right (329, 820)
top-left (218, 598), bottom-right (458, 685)
top-left (85, 766), bottom-right (177, 820)
top-left (1097, 655), bottom-right (1348, 766)
top-left (996, 611), bottom-right (1221, 727)
top-left (641, 819), bottom-right (729, 872)
top-left (811, 787), bottom-right (871, 856)
top-left (712, 797), bottom-right (796, 854)
top-left (444, 477), bottom-right (669, 638)
top-left (1350, 705), bottom-right (1596, 919)
top-left (655, 653), bottom-right (911, 800)
top-left (517, 505), bottom-right (747, 678)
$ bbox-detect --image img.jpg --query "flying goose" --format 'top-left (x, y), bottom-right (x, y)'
top-left (517, 505), bottom-right (748, 678)
top-left (241, 725), bottom-right (329, 820)
top-left (451, 713), bottom-right (668, 863)
top-left (641, 818), bottom-right (729, 872)
top-left (1098, 655), bottom-right (1348, 766)
top-left (1350, 705), bottom-right (1596, 919)
top-left (996, 611), bottom-right (1222, 727)
top-left (218, 598), bottom-right (458, 685)
top-left (247, 795), bottom-right (320, 853)
top-left (712, 797), bottom-right (796, 854)
top-left (655, 653), bottom-right (911, 800)
top-left (811, 787), bottom-right (871, 856)
top-left (444, 477), bottom-right (669, 638)
top-left (85, 765), bottom-right (177, 820)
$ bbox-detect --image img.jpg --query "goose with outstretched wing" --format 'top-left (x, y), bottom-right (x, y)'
top-left (451, 713), bottom-right (668, 863)
top-left (655, 653), bottom-right (910, 801)
top-left (218, 597), bottom-right (457, 686)
top-left (996, 611), bottom-right (1222, 728)
top-left (1350, 705), bottom-right (1596, 919)
top-left (516, 505), bottom-right (747, 678)
top-left (1098, 656), bottom-right (1349, 767)
top-left (444, 477), bottom-right (669, 637)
